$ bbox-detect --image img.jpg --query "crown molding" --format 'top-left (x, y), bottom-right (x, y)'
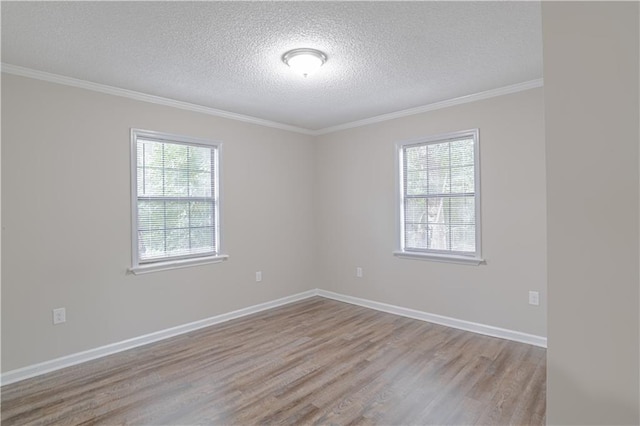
top-left (314, 78), bottom-right (544, 135)
top-left (2, 63), bottom-right (542, 137)
top-left (0, 63), bottom-right (315, 136)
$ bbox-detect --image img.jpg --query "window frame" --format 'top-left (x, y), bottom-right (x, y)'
top-left (129, 128), bottom-right (227, 274)
top-left (393, 129), bottom-right (484, 265)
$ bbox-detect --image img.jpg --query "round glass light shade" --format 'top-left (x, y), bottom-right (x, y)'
top-left (282, 48), bottom-right (327, 77)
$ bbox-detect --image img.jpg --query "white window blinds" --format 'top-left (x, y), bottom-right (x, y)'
top-left (399, 130), bottom-right (480, 259)
top-left (133, 132), bottom-right (219, 264)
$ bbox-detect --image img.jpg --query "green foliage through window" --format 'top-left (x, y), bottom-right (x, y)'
top-left (135, 135), bottom-right (218, 263)
top-left (401, 132), bottom-right (478, 256)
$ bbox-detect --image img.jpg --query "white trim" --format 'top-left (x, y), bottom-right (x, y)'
top-left (0, 63), bottom-right (315, 136)
top-left (130, 129), bottom-right (226, 272)
top-left (0, 288), bottom-right (546, 386)
top-left (316, 289), bottom-right (547, 348)
top-left (392, 250), bottom-right (484, 265)
top-left (395, 129), bottom-right (482, 261)
top-left (129, 254), bottom-right (229, 275)
top-left (0, 289), bottom-right (319, 386)
top-left (314, 79), bottom-right (544, 135)
top-left (2, 64), bottom-right (542, 136)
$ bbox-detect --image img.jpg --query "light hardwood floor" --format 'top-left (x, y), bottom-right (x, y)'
top-left (1, 297), bottom-right (546, 425)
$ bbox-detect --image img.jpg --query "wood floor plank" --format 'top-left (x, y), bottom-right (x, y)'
top-left (1, 297), bottom-right (546, 425)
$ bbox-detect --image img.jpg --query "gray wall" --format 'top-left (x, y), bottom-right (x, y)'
top-left (314, 88), bottom-right (547, 337)
top-left (1, 74), bottom-right (317, 371)
top-left (543, 2), bottom-right (640, 424)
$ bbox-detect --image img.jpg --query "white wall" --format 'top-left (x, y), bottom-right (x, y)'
top-left (314, 88), bottom-right (547, 337)
top-left (1, 74), bottom-right (316, 371)
top-left (543, 2), bottom-right (640, 424)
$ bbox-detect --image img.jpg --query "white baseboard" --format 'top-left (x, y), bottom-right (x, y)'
top-left (0, 289), bottom-right (319, 386)
top-left (1, 287), bottom-right (546, 386)
top-left (316, 289), bottom-right (547, 348)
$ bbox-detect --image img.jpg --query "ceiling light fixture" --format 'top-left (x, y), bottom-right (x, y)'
top-left (282, 48), bottom-right (327, 78)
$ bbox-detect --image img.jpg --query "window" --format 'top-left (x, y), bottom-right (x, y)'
top-left (130, 129), bottom-right (227, 274)
top-left (394, 129), bottom-right (483, 264)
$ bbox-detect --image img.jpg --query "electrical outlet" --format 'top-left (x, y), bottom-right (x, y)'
top-left (356, 267), bottom-right (363, 278)
top-left (53, 307), bottom-right (66, 324)
top-left (256, 271), bottom-right (262, 282)
top-left (528, 291), bottom-right (539, 306)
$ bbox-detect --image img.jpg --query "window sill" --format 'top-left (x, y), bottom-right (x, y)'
top-left (129, 254), bottom-right (229, 275)
top-left (393, 251), bottom-right (484, 265)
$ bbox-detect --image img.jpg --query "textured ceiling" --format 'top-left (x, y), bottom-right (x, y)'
top-left (1, 1), bottom-right (542, 131)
